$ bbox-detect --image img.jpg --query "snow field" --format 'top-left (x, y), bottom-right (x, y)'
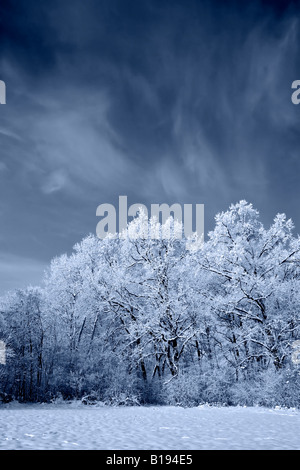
top-left (0, 404), bottom-right (300, 450)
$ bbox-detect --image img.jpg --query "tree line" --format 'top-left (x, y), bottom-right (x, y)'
top-left (1, 201), bottom-right (300, 407)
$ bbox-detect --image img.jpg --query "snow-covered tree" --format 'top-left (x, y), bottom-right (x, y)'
top-left (1, 201), bottom-right (299, 407)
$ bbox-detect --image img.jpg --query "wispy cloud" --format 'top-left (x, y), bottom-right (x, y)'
top-left (0, 0), bottom-right (299, 293)
top-left (41, 169), bottom-right (69, 194)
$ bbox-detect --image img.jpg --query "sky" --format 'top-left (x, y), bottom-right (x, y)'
top-left (0, 0), bottom-right (300, 294)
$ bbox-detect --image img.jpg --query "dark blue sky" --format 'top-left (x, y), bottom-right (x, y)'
top-left (0, 0), bottom-right (300, 293)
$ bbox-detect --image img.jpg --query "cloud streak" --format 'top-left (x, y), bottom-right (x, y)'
top-left (0, 0), bottom-right (300, 293)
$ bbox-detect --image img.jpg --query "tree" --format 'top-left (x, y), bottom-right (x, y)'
top-left (198, 201), bottom-right (300, 379)
top-left (0, 287), bottom-right (44, 401)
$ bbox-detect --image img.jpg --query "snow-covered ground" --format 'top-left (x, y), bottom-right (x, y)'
top-left (0, 404), bottom-right (299, 450)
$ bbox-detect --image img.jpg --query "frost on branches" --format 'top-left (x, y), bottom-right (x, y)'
top-left (0, 201), bottom-right (300, 407)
